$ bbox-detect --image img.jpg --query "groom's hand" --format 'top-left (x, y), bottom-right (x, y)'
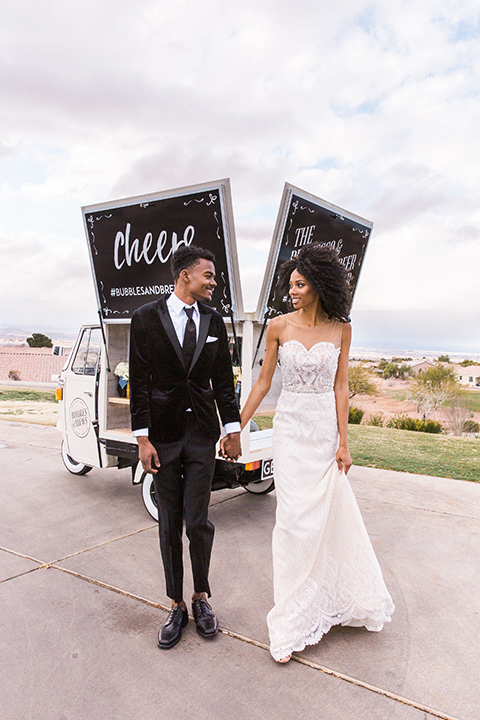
top-left (137, 436), bottom-right (160, 473)
top-left (220, 432), bottom-right (242, 462)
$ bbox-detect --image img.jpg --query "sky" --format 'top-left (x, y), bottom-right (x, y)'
top-left (0, 0), bottom-right (479, 353)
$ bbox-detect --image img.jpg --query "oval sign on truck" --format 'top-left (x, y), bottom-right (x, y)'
top-left (69, 398), bottom-right (91, 438)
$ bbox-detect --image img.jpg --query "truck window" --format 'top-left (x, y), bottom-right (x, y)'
top-left (72, 328), bottom-right (101, 375)
top-left (85, 329), bottom-right (101, 375)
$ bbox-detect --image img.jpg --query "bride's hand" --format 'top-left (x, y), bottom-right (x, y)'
top-left (336, 445), bottom-right (352, 475)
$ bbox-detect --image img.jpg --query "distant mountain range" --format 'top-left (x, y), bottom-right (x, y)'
top-left (0, 326), bottom-right (77, 341)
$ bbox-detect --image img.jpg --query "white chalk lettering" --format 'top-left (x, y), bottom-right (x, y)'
top-left (338, 253), bottom-right (357, 272)
top-left (114, 224), bottom-right (195, 270)
top-left (294, 225), bottom-right (315, 248)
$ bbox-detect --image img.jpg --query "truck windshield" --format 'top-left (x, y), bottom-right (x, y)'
top-left (72, 328), bottom-right (101, 375)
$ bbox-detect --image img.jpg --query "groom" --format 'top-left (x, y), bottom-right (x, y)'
top-left (129, 245), bottom-right (241, 649)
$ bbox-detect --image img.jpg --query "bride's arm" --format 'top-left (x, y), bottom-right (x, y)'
top-left (334, 323), bottom-right (352, 474)
top-left (239, 318), bottom-right (281, 430)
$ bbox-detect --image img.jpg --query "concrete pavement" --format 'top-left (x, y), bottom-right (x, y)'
top-left (0, 420), bottom-right (479, 720)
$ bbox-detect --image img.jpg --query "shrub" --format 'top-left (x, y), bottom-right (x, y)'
top-left (8, 370), bottom-right (21, 381)
top-left (386, 413), bottom-right (442, 433)
top-left (416, 419), bottom-right (443, 434)
top-left (365, 412), bottom-right (384, 427)
top-left (463, 419), bottom-right (480, 434)
top-left (387, 414), bottom-right (417, 431)
top-left (348, 406), bottom-right (364, 424)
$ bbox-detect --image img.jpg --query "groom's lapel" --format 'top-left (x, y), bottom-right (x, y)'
top-left (188, 308), bottom-right (211, 375)
top-left (157, 296), bottom-right (186, 372)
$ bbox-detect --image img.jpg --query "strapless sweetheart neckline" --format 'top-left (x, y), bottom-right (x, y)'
top-left (281, 339), bottom-right (341, 353)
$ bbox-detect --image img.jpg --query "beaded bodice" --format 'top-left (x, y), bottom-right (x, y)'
top-left (279, 340), bottom-right (341, 394)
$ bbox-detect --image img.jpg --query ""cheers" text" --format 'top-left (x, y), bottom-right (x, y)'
top-left (114, 223), bottom-right (195, 269)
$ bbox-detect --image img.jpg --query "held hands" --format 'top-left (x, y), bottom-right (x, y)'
top-left (137, 436), bottom-right (160, 474)
top-left (336, 444), bottom-right (352, 475)
top-left (219, 432), bottom-right (242, 462)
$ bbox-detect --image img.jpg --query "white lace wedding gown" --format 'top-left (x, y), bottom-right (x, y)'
top-left (268, 340), bottom-right (395, 661)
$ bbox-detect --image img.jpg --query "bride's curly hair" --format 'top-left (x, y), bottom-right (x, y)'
top-left (277, 244), bottom-right (352, 322)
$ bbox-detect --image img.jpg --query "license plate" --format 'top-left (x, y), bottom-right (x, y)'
top-left (261, 458), bottom-right (274, 481)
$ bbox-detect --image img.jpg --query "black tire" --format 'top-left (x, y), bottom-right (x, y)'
top-left (135, 464), bottom-right (159, 521)
top-left (61, 440), bottom-right (93, 476)
top-left (244, 477), bottom-right (275, 494)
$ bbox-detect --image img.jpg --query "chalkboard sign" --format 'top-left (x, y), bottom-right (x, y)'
top-left (82, 179), bottom-right (243, 321)
top-left (255, 184), bottom-right (373, 322)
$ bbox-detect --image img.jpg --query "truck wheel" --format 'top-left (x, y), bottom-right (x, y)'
top-left (61, 440), bottom-right (92, 476)
top-left (244, 477), bottom-right (275, 495)
top-left (135, 465), bottom-right (159, 521)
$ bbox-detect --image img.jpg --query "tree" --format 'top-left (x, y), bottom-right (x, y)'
top-left (26, 333), bottom-right (53, 348)
top-left (408, 365), bottom-right (459, 420)
top-left (437, 355), bottom-right (451, 363)
top-left (442, 390), bottom-right (470, 436)
top-left (348, 365), bottom-right (379, 399)
top-left (378, 360), bottom-right (412, 380)
top-left (379, 361), bottom-right (399, 379)
top-left (459, 359), bottom-right (480, 367)
top-left (398, 364), bottom-right (413, 380)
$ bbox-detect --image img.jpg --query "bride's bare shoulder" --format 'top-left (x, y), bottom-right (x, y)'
top-left (267, 314), bottom-right (289, 340)
top-left (268, 314), bottom-right (287, 329)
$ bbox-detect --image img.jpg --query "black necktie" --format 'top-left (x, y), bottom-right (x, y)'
top-left (182, 306), bottom-right (196, 369)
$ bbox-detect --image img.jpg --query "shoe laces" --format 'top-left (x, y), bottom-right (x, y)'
top-left (194, 598), bottom-right (211, 613)
top-left (168, 605), bottom-right (185, 621)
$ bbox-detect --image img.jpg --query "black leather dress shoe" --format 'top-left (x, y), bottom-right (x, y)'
top-left (192, 599), bottom-right (219, 638)
top-left (157, 606), bottom-right (188, 649)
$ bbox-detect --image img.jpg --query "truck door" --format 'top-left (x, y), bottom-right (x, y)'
top-left (63, 326), bottom-right (102, 466)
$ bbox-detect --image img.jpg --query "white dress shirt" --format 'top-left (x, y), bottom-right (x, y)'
top-left (133, 291), bottom-right (240, 437)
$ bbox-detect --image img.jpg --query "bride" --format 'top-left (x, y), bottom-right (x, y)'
top-left (237, 244), bottom-right (394, 663)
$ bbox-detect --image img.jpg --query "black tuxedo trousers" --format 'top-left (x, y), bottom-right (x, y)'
top-left (152, 413), bottom-right (216, 602)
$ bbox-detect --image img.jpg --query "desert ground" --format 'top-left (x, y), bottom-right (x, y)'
top-left (352, 377), bottom-right (480, 431)
top-left (0, 398), bottom-right (59, 426)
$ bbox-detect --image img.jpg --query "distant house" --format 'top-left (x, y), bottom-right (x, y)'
top-left (454, 366), bottom-right (480, 387)
top-left (409, 359), bottom-right (436, 375)
top-left (0, 347), bottom-right (71, 383)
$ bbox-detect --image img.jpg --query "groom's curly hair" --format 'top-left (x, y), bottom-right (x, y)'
top-left (170, 245), bottom-right (216, 281)
top-left (277, 244), bottom-right (352, 322)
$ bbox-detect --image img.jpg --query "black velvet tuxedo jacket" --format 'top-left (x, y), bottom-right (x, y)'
top-left (129, 295), bottom-right (240, 443)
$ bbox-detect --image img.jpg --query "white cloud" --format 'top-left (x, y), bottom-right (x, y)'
top-left (0, 0), bottom-right (479, 349)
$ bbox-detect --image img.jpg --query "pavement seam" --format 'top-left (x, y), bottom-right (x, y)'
top-left (50, 564), bottom-right (171, 611)
top-left (355, 496), bottom-right (479, 521)
top-left (220, 628), bottom-right (461, 720)
top-left (52, 524), bottom-right (157, 563)
top-left (49, 564), bottom-right (460, 720)
top-left (210, 489), bottom-right (246, 506)
top-left (0, 566), bottom-right (46, 584)
top-left (0, 545), bottom-right (44, 564)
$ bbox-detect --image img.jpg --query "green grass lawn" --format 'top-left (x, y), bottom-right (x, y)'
top-left (348, 425), bottom-right (479, 482)
top-left (465, 389), bottom-right (480, 413)
top-left (253, 415), bottom-right (480, 482)
top-left (0, 387), bottom-right (57, 403)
